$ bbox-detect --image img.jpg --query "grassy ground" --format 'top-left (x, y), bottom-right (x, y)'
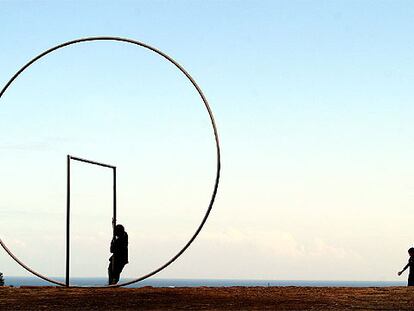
top-left (1, 286), bottom-right (413, 310)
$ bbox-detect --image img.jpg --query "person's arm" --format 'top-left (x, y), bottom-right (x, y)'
top-left (398, 262), bottom-right (410, 276)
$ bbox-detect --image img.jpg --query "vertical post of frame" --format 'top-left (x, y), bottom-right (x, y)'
top-left (113, 167), bottom-right (117, 234)
top-left (66, 155), bottom-right (71, 287)
top-left (111, 167), bottom-right (117, 280)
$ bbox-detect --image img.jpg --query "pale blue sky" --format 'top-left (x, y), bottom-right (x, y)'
top-left (1, 1), bottom-right (414, 284)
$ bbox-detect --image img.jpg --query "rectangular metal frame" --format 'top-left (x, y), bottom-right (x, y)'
top-left (66, 155), bottom-right (116, 287)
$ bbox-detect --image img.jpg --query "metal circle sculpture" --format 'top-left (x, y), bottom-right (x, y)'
top-left (0, 37), bottom-right (221, 287)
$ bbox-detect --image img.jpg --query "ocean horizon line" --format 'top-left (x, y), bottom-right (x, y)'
top-left (3, 276), bottom-right (407, 288)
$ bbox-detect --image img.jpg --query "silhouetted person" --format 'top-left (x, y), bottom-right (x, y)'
top-left (108, 224), bottom-right (128, 285)
top-left (398, 247), bottom-right (414, 286)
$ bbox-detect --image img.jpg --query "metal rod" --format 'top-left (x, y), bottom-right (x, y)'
top-left (66, 155), bottom-right (70, 287)
top-left (113, 167), bottom-right (117, 231)
top-left (70, 155), bottom-right (116, 169)
top-left (111, 168), bottom-right (117, 282)
top-left (0, 238), bottom-right (66, 286)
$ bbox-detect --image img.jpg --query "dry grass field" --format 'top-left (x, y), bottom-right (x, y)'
top-left (1, 286), bottom-right (414, 310)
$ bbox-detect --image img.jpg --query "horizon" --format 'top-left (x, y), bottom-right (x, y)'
top-left (2, 275), bottom-right (408, 288)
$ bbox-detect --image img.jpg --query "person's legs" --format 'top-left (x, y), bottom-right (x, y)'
top-left (108, 261), bottom-right (114, 285)
top-left (408, 278), bottom-right (414, 286)
top-left (112, 263), bottom-right (126, 284)
top-left (113, 267), bottom-right (120, 284)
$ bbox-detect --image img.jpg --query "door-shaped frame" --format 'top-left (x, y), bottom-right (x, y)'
top-left (66, 155), bottom-right (117, 286)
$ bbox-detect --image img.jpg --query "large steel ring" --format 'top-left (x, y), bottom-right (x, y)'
top-left (0, 37), bottom-right (221, 288)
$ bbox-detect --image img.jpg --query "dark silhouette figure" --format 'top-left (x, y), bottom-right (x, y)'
top-left (398, 247), bottom-right (414, 286)
top-left (0, 272), bottom-right (4, 286)
top-left (108, 224), bottom-right (129, 285)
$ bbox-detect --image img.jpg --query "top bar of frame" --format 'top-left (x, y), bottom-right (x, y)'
top-left (69, 155), bottom-right (116, 169)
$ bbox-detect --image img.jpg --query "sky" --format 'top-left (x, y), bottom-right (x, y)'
top-left (1, 1), bottom-right (414, 284)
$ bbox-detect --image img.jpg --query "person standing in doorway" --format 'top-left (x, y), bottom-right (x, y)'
top-left (108, 224), bottom-right (129, 285)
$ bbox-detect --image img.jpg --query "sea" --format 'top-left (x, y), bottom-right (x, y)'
top-left (2, 277), bottom-right (407, 288)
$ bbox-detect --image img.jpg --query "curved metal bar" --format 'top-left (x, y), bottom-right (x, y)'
top-left (0, 238), bottom-right (66, 286)
top-left (0, 37), bottom-right (221, 288)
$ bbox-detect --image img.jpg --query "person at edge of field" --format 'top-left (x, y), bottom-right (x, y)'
top-left (398, 247), bottom-right (414, 286)
top-left (108, 224), bottom-right (129, 285)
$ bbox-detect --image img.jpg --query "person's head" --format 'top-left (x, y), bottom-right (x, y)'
top-left (115, 224), bottom-right (125, 237)
top-left (408, 247), bottom-right (414, 257)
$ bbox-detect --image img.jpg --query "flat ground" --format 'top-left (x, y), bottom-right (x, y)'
top-left (1, 286), bottom-right (414, 310)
